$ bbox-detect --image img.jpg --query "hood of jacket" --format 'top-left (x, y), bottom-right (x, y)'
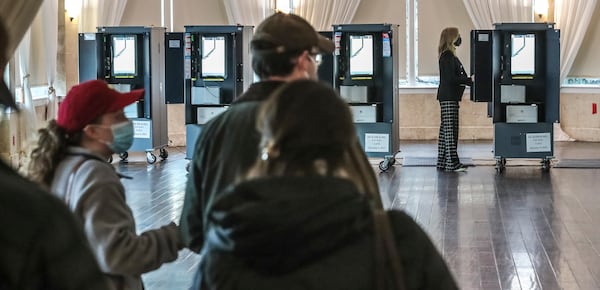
top-left (204, 176), bottom-right (372, 274)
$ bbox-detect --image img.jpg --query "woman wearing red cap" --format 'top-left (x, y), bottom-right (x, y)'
top-left (27, 80), bottom-right (183, 290)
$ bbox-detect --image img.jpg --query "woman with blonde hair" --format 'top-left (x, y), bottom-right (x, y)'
top-left (193, 80), bottom-right (458, 290)
top-left (436, 27), bottom-right (473, 172)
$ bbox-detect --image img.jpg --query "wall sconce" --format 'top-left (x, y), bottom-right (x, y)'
top-left (534, 0), bottom-right (548, 20)
top-left (65, 0), bottom-right (81, 22)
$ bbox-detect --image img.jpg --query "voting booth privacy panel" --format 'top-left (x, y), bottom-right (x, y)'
top-left (79, 26), bottom-right (169, 164)
top-left (318, 31), bottom-right (335, 85)
top-left (182, 26), bottom-right (253, 159)
top-left (332, 24), bottom-right (400, 170)
top-left (470, 23), bottom-right (560, 172)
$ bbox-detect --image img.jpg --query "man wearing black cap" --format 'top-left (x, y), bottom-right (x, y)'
top-left (180, 13), bottom-right (338, 252)
top-left (0, 19), bottom-right (111, 289)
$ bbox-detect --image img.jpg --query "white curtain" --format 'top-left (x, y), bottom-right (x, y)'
top-left (554, 0), bottom-right (597, 83)
top-left (0, 0), bottom-right (44, 58)
top-left (223, 0), bottom-right (276, 26)
top-left (294, 0), bottom-right (361, 31)
top-left (222, 0), bottom-right (361, 31)
top-left (79, 0), bottom-right (128, 32)
top-left (462, 0), bottom-right (533, 29)
top-left (42, 0), bottom-right (58, 120)
top-left (17, 29), bottom-right (38, 154)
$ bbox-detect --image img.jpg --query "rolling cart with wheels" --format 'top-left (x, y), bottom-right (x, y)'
top-left (492, 123), bottom-right (555, 173)
top-left (495, 156), bottom-right (553, 173)
top-left (332, 24), bottom-right (401, 172)
top-left (144, 147), bottom-right (168, 164)
top-left (114, 146), bottom-right (168, 165)
top-left (470, 23), bottom-right (560, 173)
top-left (79, 26), bottom-right (169, 165)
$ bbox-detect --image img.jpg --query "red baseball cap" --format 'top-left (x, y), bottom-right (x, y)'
top-left (57, 80), bottom-right (144, 133)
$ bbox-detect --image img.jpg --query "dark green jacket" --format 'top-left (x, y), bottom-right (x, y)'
top-left (0, 160), bottom-right (111, 290)
top-left (195, 176), bottom-right (459, 290)
top-left (180, 81), bottom-right (286, 252)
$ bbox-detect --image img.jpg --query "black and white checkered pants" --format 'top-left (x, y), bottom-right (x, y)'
top-left (437, 101), bottom-right (461, 170)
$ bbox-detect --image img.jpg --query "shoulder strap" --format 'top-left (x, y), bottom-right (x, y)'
top-left (373, 209), bottom-right (406, 290)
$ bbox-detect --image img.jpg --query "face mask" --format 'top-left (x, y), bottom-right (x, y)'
top-left (454, 36), bottom-right (462, 47)
top-left (105, 120), bottom-right (134, 153)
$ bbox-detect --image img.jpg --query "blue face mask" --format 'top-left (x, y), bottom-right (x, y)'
top-left (106, 120), bottom-right (134, 153)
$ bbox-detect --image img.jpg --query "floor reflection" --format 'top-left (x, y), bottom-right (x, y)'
top-left (118, 142), bottom-right (600, 290)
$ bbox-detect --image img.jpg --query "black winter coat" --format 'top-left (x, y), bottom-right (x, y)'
top-left (437, 50), bottom-right (472, 102)
top-left (195, 176), bottom-right (459, 290)
top-left (0, 160), bottom-right (110, 290)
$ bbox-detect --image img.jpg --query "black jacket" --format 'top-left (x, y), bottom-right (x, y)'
top-left (180, 81), bottom-right (286, 252)
top-left (0, 160), bottom-right (110, 290)
top-left (437, 50), bottom-right (472, 101)
top-left (196, 176), bottom-right (459, 290)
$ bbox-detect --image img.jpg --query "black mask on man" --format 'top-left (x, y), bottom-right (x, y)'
top-left (453, 36), bottom-right (462, 47)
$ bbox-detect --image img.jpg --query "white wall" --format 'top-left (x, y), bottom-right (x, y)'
top-left (418, 0), bottom-right (474, 76)
top-left (120, 0), bottom-right (228, 31)
top-left (120, 0), bottom-right (162, 27)
top-left (352, 0), bottom-right (407, 79)
top-left (172, 0), bottom-right (228, 31)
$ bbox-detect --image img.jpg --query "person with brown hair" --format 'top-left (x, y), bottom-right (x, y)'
top-left (26, 80), bottom-right (183, 290)
top-left (193, 80), bottom-right (459, 290)
top-left (436, 27), bottom-right (473, 172)
top-left (0, 18), bottom-right (111, 289)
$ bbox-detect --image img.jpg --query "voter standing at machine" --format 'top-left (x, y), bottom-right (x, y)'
top-left (436, 27), bottom-right (473, 172)
top-left (27, 80), bottom-right (183, 290)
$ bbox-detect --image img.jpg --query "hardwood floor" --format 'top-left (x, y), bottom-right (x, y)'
top-left (118, 142), bottom-right (600, 290)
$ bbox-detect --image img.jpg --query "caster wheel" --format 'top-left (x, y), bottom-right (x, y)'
top-left (542, 160), bottom-right (551, 172)
top-left (389, 157), bottom-right (396, 166)
top-left (119, 152), bottom-right (129, 161)
top-left (379, 160), bottom-right (389, 172)
top-left (378, 155), bottom-right (395, 172)
top-left (159, 148), bottom-right (168, 159)
top-left (495, 165), bottom-right (505, 173)
top-left (495, 159), bottom-right (505, 174)
top-left (146, 152), bottom-right (157, 164)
